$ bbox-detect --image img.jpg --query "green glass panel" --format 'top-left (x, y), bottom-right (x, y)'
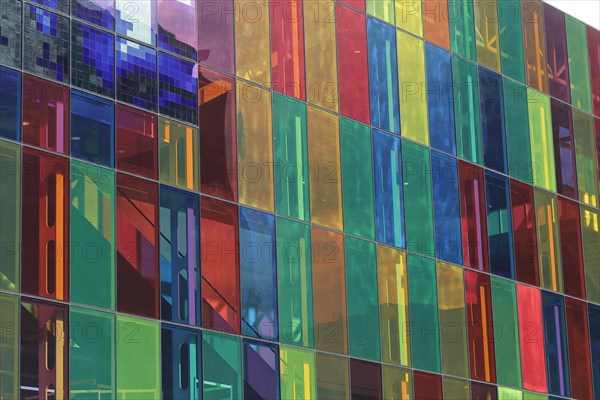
top-left (452, 56), bottom-right (483, 165)
top-left (366, 0), bottom-right (394, 24)
top-left (116, 315), bottom-right (160, 400)
top-left (573, 110), bottom-right (599, 207)
top-left (581, 206), bottom-right (600, 303)
top-left (449, 0), bottom-right (476, 60)
top-left (273, 93), bottom-right (310, 222)
top-left (534, 189), bottom-right (563, 293)
top-left (280, 346), bottom-right (316, 400)
top-left (499, 387), bottom-right (523, 400)
top-left (316, 353), bottom-right (349, 400)
top-left (443, 377), bottom-right (470, 399)
top-left (436, 262), bottom-right (469, 378)
top-left (565, 16), bottom-right (592, 113)
top-left (402, 140), bottom-right (434, 255)
top-left (498, 0), bottom-right (526, 83)
top-left (340, 118), bottom-right (375, 240)
top-left (491, 277), bottom-right (522, 388)
top-left (523, 392), bottom-right (548, 400)
top-left (70, 160), bottom-right (116, 310)
top-left (504, 78), bottom-right (533, 183)
top-left (382, 365), bottom-right (412, 399)
top-left (70, 307), bottom-right (115, 399)
top-left (345, 236), bottom-right (380, 361)
top-left (202, 331), bottom-right (242, 400)
top-left (0, 140), bottom-right (20, 291)
top-left (276, 217), bottom-right (314, 348)
top-left (0, 293), bottom-right (18, 399)
top-left (527, 90), bottom-right (556, 192)
top-left (407, 254), bottom-right (440, 372)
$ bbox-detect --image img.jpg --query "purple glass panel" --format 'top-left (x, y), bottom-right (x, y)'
top-left (158, 0), bottom-right (198, 60)
top-left (544, 4), bottom-right (571, 103)
top-left (551, 99), bottom-right (578, 199)
top-left (197, 0), bottom-right (235, 74)
top-left (243, 340), bottom-right (279, 400)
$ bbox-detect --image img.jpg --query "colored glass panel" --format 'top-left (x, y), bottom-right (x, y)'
top-left (407, 254), bottom-right (440, 372)
top-left (471, 382), bottom-right (498, 399)
top-left (237, 82), bottom-right (274, 212)
top-left (316, 353), bottom-right (349, 400)
top-left (158, 52), bottom-right (197, 124)
top-left (449, 0), bottom-right (476, 60)
top-left (544, 5), bottom-right (570, 103)
top-left (443, 377), bottom-right (471, 399)
top-left (479, 67), bottom-right (508, 174)
top-left (366, 0), bottom-right (394, 23)
top-left (70, 161), bottom-right (116, 310)
top-left (565, 16), bottom-right (592, 112)
top-left (382, 365), bottom-right (412, 400)
top-left (541, 291), bottom-right (570, 397)
top-left (534, 189), bottom-right (563, 293)
top-left (280, 346), bottom-right (316, 400)
top-left (422, 0), bottom-right (449, 49)
top-left (581, 205), bottom-right (600, 303)
top-left (0, 141), bottom-right (20, 291)
top-left (587, 26), bottom-right (600, 117)
top-left (551, 100), bottom-right (578, 199)
top-left (272, 93), bottom-right (310, 221)
top-left (0, 293), bottom-right (18, 399)
top-left (485, 171), bottom-right (514, 279)
top-left (565, 298), bottom-right (594, 400)
top-left (528, 89), bottom-right (556, 192)
top-left (276, 218), bottom-right (314, 348)
top-left (243, 340), bottom-right (279, 400)
top-left (198, 0), bottom-right (234, 74)
top-left (202, 332), bottom-right (242, 400)
top-left (0, 66), bottom-right (21, 141)
top-left (116, 37), bottom-right (158, 111)
top-left (158, 117), bottom-right (199, 191)
top-left (397, 31), bottom-right (429, 145)
top-left (558, 198), bottom-right (585, 300)
top-left (510, 180), bottom-right (539, 286)
top-left (473, 0), bottom-right (501, 71)
top-left (498, 0), bottom-right (526, 83)
top-left (395, 0), bottom-right (422, 36)
top-left (157, 0), bottom-right (198, 60)
top-left (350, 359), bottom-right (382, 400)
top-left (590, 304), bottom-right (600, 399)
top-left (116, 174), bottom-right (159, 318)
top-left (115, 104), bottom-right (158, 180)
top-left (504, 78), bottom-right (534, 184)
top-left (235, 0), bottom-right (270, 86)
top-left (413, 371), bottom-right (443, 400)
top-left (498, 387), bottom-right (523, 400)
top-left (161, 324), bottom-right (201, 400)
top-left (72, 0), bottom-right (114, 29)
top-left (117, 0), bottom-right (156, 45)
top-left (0, 1), bottom-right (21, 69)
top-left (573, 109), bottom-right (599, 207)
top-left (522, 0), bottom-right (548, 93)
top-left (517, 284), bottom-right (547, 393)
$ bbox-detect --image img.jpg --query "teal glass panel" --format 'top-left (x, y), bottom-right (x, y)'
top-left (498, 0), bottom-right (526, 83)
top-left (345, 236), bottom-right (380, 361)
top-left (449, 0), bottom-right (476, 60)
top-left (0, 293), bottom-right (18, 399)
top-left (341, 117), bottom-right (375, 240)
top-left (402, 140), bottom-right (434, 256)
top-left (70, 160), bottom-right (116, 310)
top-left (504, 78), bottom-right (534, 184)
top-left (162, 324), bottom-right (201, 400)
top-left (202, 331), bottom-right (242, 400)
top-left (276, 217), bottom-right (314, 348)
top-left (0, 140), bottom-right (20, 291)
top-left (70, 307), bottom-right (115, 399)
top-left (407, 254), bottom-right (441, 373)
top-left (273, 93), bottom-right (310, 222)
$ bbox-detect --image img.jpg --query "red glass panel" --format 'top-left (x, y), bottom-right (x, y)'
top-left (471, 382), bottom-right (498, 400)
top-left (551, 99), bottom-right (578, 199)
top-left (558, 197), bottom-right (585, 299)
top-left (565, 298), bottom-right (594, 400)
top-left (465, 270), bottom-right (496, 383)
top-left (517, 284), bottom-right (547, 393)
top-left (20, 299), bottom-right (68, 400)
top-left (116, 104), bottom-right (158, 180)
top-left (350, 359), bottom-right (382, 400)
top-left (22, 74), bottom-right (69, 154)
top-left (596, 119), bottom-right (600, 184)
top-left (336, 3), bottom-right (370, 124)
top-left (198, 0), bottom-right (235, 74)
top-left (199, 67), bottom-right (237, 201)
top-left (201, 196), bottom-right (240, 334)
top-left (116, 173), bottom-right (159, 318)
top-left (339, 0), bottom-right (365, 12)
top-left (413, 371), bottom-right (442, 400)
top-left (510, 180), bottom-right (538, 286)
top-left (587, 26), bottom-right (600, 117)
top-left (22, 149), bottom-right (69, 301)
top-left (423, 0), bottom-right (450, 49)
top-left (544, 5), bottom-right (571, 103)
top-left (459, 161), bottom-right (489, 272)
top-left (271, 0), bottom-right (305, 100)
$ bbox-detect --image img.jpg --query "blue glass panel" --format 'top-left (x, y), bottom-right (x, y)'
top-left (542, 291), bottom-right (571, 397)
top-left (589, 303), bottom-right (600, 398)
top-left (372, 129), bottom-right (405, 248)
top-left (157, 0), bottom-right (198, 60)
top-left (479, 67), bottom-right (508, 173)
top-left (72, 22), bottom-right (115, 97)
top-left (0, 0), bottom-right (22, 69)
top-left (30, 0), bottom-right (69, 12)
top-left (72, 0), bottom-right (115, 30)
top-left (117, 0), bottom-right (157, 46)
top-left (158, 52), bottom-right (198, 125)
top-left (484, 171), bottom-right (515, 279)
top-left (431, 151), bottom-right (462, 264)
top-left (0, 66), bottom-right (21, 141)
top-left (367, 18), bottom-right (400, 135)
top-left (243, 339), bottom-right (279, 400)
top-left (71, 90), bottom-right (115, 167)
top-left (239, 207), bottom-right (278, 341)
top-left (426, 44), bottom-right (456, 155)
top-left (23, 5), bottom-right (70, 83)
top-left (160, 185), bottom-right (201, 326)
top-left (116, 37), bottom-right (157, 111)
top-left (161, 324), bottom-right (202, 400)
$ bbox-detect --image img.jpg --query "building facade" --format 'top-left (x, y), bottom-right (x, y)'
top-left (0, 0), bottom-right (599, 399)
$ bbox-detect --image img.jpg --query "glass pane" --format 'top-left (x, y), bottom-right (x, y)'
top-left (527, 89), bottom-right (556, 191)
top-left (0, 66), bottom-right (21, 141)
top-left (473, 0), bottom-right (501, 71)
top-left (485, 171), bottom-right (514, 279)
top-left (517, 284), bottom-right (547, 393)
top-left (243, 340), bottom-right (279, 400)
top-left (235, 0), bottom-right (270, 86)
top-left (558, 198), bottom-right (585, 299)
top-left (382, 365), bottom-right (412, 400)
top-left (0, 293), bottom-right (18, 399)
top-left (565, 298), bottom-right (594, 399)
top-left (394, 0), bottom-right (422, 36)
top-left (498, 387), bottom-right (523, 400)
top-left (573, 109), bottom-right (599, 207)
top-left (202, 332), bottom-right (242, 400)
top-left (449, 0), bottom-right (476, 60)
top-left (0, 140), bottom-right (20, 291)
top-left (161, 324), bottom-right (201, 399)
top-left (510, 180), bottom-right (539, 286)
top-left (522, 0), bottom-right (548, 93)
top-left (479, 67), bottom-right (507, 174)
top-left (443, 377), bottom-right (471, 399)
top-left (565, 16), bottom-right (592, 112)
top-left (157, 0), bottom-right (198, 60)
top-left (551, 100), bottom-right (578, 199)
top-left (350, 359), bottom-right (382, 400)
top-left (316, 353), bottom-right (349, 400)
top-left (589, 304), bottom-right (600, 398)
top-left (158, 52), bottom-right (197, 124)
top-left (423, 0), bottom-right (449, 49)
top-left (367, 0), bottom-right (394, 23)
top-left (116, 104), bottom-right (158, 180)
top-left (72, 0), bottom-right (114, 29)
top-left (116, 37), bottom-right (158, 112)
top-left (534, 188), bottom-right (563, 293)
top-left (158, 117), bottom-right (199, 191)
top-left (116, 0), bottom-right (156, 45)
top-left (587, 26), bottom-right (599, 117)
top-left (581, 206), bottom-right (600, 303)
top-left (471, 382), bottom-right (498, 399)
top-left (198, 0), bottom-right (234, 74)
top-left (504, 78), bottom-right (533, 184)
top-left (413, 371), bottom-right (443, 400)
top-left (541, 291), bottom-right (570, 397)
top-left (498, 0), bottom-right (526, 83)
top-left (0, 1), bottom-right (21, 69)
top-left (280, 346), bottom-right (316, 399)
top-left (544, 5), bottom-right (570, 102)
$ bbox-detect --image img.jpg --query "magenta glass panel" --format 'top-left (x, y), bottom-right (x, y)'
top-left (116, 104), bottom-right (158, 180)
top-left (551, 99), bottom-right (578, 199)
top-left (157, 0), bottom-right (198, 60)
top-left (350, 359), bottom-right (382, 400)
top-left (116, 173), bottom-right (159, 318)
top-left (198, 0), bottom-right (234, 74)
top-left (510, 179), bottom-right (539, 286)
top-left (558, 197), bottom-right (585, 299)
top-left (199, 67), bottom-right (237, 201)
top-left (22, 74), bottom-right (69, 154)
top-left (544, 4), bottom-right (571, 103)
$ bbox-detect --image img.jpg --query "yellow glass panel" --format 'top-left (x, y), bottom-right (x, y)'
top-left (158, 117), bottom-right (199, 191)
top-left (237, 82), bottom-right (274, 212)
top-left (378, 245), bottom-right (410, 367)
top-left (534, 188), bottom-right (563, 293)
top-left (397, 30), bottom-right (429, 145)
top-left (473, 0), bottom-right (501, 71)
top-left (527, 89), bottom-right (556, 192)
top-left (307, 106), bottom-right (342, 230)
top-left (443, 377), bottom-right (471, 399)
top-left (367, 0), bottom-right (395, 24)
top-left (581, 205), bottom-right (600, 303)
top-left (235, 0), bottom-right (270, 86)
top-left (436, 262), bottom-right (469, 378)
top-left (304, 0), bottom-right (338, 112)
top-left (395, 0), bottom-right (423, 36)
top-left (382, 365), bottom-right (412, 400)
top-left (280, 346), bottom-right (317, 400)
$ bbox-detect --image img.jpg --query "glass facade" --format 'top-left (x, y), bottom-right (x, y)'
top-left (0, 1), bottom-right (598, 399)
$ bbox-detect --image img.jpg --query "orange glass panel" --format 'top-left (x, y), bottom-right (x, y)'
top-left (235, 0), bottom-right (270, 86)
top-left (423, 0), bottom-right (450, 49)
